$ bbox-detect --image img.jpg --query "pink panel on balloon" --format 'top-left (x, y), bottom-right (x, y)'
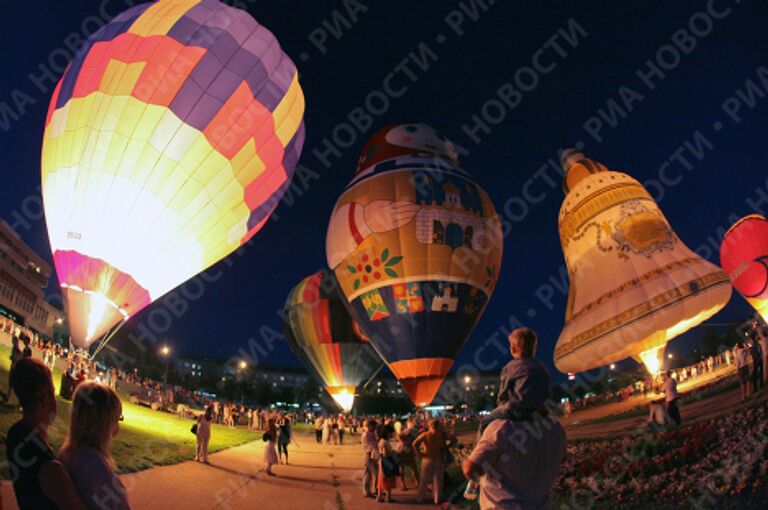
top-left (53, 250), bottom-right (152, 316)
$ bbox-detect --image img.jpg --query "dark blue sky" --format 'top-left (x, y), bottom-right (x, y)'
top-left (2, 0), bottom-right (767, 379)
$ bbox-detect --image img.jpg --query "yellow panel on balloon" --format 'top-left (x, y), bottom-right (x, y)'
top-left (101, 61), bottom-right (145, 96)
top-left (130, 104), bottom-right (166, 141)
top-left (128, 0), bottom-right (200, 36)
top-left (273, 73), bottom-right (304, 146)
top-left (231, 140), bottom-right (266, 185)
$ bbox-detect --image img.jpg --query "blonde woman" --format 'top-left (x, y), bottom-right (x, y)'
top-left (59, 382), bottom-right (130, 510)
top-left (196, 406), bottom-right (214, 463)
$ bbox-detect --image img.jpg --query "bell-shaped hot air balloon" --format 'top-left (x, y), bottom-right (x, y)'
top-left (721, 214), bottom-right (768, 321)
top-left (41, 0), bottom-right (305, 348)
top-left (283, 270), bottom-right (381, 411)
top-left (326, 124), bottom-right (503, 407)
top-left (555, 150), bottom-right (732, 374)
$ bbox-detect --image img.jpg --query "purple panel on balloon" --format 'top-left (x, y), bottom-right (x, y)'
top-left (282, 123), bottom-right (305, 172)
top-left (255, 80), bottom-right (284, 112)
top-left (187, 52), bottom-right (223, 90)
top-left (207, 67), bottom-right (242, 102)
top-left (228, 18), bottom-right (258, 45)
top-left (245, 64), bottom-right (269, 94)
top-left (169, 79), bottom-right (205, 123)
top-left (209, 31), bottom-right (241, 64)
top-left (185, 93), bottom-right (224, 132)
top-left (166, 16), bottom-right (201, 44)
top-left (183, 2), bottom-right (214, 25)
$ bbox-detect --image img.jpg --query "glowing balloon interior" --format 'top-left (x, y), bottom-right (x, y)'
top-left (326, 123), bottom-right (503, 407)
top-left (328, 386), bottom-right (357, 412)
top-left (554, 150), bottom-right (732, 374)
top-left (283, 270), bottom-right (381, 411)
top-left (42, 0), bottom-right (305, 347)
top-left (721, 214), bottom-right (768, 322)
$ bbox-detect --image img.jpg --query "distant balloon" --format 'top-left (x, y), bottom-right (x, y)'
top-left (721, 214), bottom-right (768, 322)
top-left (283, 270), bottom-right (381, 411)
top-left (326, 123), bottom-right (503, 407)
top-left (555, 150), bottom-right (732, 375)
top-left (41, 0), bottom-right (305, 348)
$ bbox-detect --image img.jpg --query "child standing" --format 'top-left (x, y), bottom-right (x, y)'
top-left (263, 432), bottom-right (278, 476)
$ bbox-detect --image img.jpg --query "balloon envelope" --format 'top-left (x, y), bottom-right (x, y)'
top-left (721, 214), bottom-right (768, 321)
top-left (42, 0), bottom-right (305, 347)
top-left (283, 270), bottom-right (381, 411)
top-left (555, 151), bottom-right (732, 374)
top-left (326, 124), bottom-right (503, 406)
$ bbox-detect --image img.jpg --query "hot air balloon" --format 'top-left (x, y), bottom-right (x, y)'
top-left (721, 214), bottom-right (768, 321)
top-left (554, 150), bottom-right (732, 375)
top-left (283, 270), bottom-right (381, 411)
top-left (326, 124), bottom-right (503, 407)
top-left (41, 0), bottom-right (305, 348)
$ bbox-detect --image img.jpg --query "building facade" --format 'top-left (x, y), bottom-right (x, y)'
top-left (0, 220), bottom-right (60, 337)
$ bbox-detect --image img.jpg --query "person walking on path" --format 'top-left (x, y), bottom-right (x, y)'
top-left (262, 431), bottom-right (278, 476)
top-left (661, 371), bottom-right (681, 426)
top-left (362, 419), bottom-right (379, 498)
top-left (759, 329), bottom-right (768, 386)
top-left (277, 416), bottom-right (292, 465)
top-left (397, 418), bottom-right (420, 490)
top-left (339, 415), bottom-right (346, 445)
top-left (735, 341), bottom-right (753, 401)
top-left (314, 415), bottom-right (324, 443)
top-left (377, 425), bottom-right (398, 503)
top-left (195, 406), bottom-right (214, 463)
top-left (323, 415), bottom-right (332, 445)
top-left (413, 419), bottom-right (453, 505)
top-left (749, 332), bottom-right (764, 391)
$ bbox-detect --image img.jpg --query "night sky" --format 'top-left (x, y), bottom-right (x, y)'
top-left (2, 0), bottom-right (767, 380)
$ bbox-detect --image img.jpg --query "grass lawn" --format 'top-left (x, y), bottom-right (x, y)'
top-left (0, 346), bottom-right (255, 478)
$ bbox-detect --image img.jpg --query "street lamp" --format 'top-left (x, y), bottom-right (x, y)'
top-left (160, 345), bottom-right (171, 386)
top-left (236, 360), bottom-right (249, 403)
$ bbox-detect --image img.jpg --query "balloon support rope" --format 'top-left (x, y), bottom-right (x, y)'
top-left (91, 320), bottom-right (127, 360)
top-left (361, 363), bottom-right (386, 391)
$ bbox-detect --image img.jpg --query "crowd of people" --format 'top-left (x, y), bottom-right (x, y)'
top-left (0, 319), bottom-right (589, 509)
top-left (5, 310), bottom-right (767, 509)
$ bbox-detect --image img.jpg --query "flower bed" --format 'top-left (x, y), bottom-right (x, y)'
top-left (556, 401), bottom-right (768, 508)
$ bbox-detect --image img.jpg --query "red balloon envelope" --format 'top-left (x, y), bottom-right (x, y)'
top-left (721, 214), bottom-right (768, 321)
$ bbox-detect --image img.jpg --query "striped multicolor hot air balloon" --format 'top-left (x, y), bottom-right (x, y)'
top-left (721, 214), bottom-right (768, 322)
top-left (41, 0), bottom-right (305, 348)
top-left (326, 124), bottom-right (504, 407)
top-left (283, 270), bottom-right (381, 411)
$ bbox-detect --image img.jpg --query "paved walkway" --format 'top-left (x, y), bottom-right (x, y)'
top-left (1, 433), bottom-right (433, 510)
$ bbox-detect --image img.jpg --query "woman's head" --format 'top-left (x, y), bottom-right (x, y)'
top-left (204, 405), bottom-right (213, 421)
top-left (63, 382), bottom-right (122, 461)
